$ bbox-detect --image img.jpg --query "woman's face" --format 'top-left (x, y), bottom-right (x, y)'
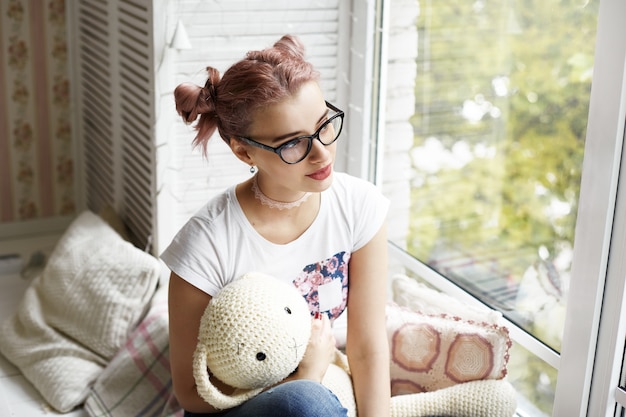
top-left (242, 81), bottom-right (337, 196)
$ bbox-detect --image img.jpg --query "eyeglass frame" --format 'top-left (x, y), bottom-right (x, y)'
top-left (234, 101), bottom-right (345, 164)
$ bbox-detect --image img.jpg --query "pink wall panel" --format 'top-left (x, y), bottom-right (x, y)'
top-left (31, 0), bottom-right (54, 217)
top-left (0, 22), bottom-right (14, 223)
top-left (0, 0), bottom-right (74, 225)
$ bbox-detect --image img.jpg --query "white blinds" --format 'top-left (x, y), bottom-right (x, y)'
top-left (74, 0), bottom-right (157, 250)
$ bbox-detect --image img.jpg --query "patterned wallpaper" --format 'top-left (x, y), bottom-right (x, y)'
top-left (0, 0), bottom-right (74, 224)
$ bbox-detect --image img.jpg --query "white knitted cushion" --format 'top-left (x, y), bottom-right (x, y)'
top-left (392, 274), bottom-right (502, 324)
top-left (0, 211), bottom-right (161, 412)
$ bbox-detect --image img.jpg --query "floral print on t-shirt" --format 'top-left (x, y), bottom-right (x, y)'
top-left (292, 251), bottom-right (351, 320)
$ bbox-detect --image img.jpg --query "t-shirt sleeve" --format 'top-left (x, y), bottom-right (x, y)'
top-left (349, 176), bottom-right (390, 251)
top-left (160, 216), bottom-right (224, 296)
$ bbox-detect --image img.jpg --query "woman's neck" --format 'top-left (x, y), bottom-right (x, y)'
top-left (251, 174), bottom-right (312, 211)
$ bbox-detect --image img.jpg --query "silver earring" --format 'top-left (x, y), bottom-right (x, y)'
top-left (250, 165), bottom-right (257, 174)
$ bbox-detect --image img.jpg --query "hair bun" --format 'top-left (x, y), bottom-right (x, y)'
top-left (273, 34), bottom-right (306, 60)
top-left (174, 82), bottom-right (204, 123)
top-left (174, 66), bottom-right (220, 124)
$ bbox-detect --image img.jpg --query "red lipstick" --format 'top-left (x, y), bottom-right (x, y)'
top-left (308, 164), bottom-right (332, 180)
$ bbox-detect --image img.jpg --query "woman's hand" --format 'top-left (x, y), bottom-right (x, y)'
top-left (295, 313), bottom-right (336, 382)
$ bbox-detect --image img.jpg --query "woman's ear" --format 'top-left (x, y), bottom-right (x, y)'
top-left (229, 138), bottom-right (254, 166)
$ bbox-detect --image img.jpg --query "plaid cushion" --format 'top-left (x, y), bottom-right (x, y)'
top-left (85, 285), bottom-right (182, 417)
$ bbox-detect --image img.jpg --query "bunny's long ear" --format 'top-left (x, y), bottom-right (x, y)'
top-left (192, 343), bottom-right (263, 410)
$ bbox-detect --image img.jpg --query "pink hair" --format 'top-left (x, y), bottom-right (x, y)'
top-left (174, 34), bottom-right (320, 156)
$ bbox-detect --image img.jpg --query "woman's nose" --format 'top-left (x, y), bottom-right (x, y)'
top-left (308, 137), bottom-right (331, 162)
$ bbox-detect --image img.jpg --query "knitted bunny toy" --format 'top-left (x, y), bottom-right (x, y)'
top-left (193, 272), bottom-right (518, 417)
top-left (192, 272), bottom-right (312, 410)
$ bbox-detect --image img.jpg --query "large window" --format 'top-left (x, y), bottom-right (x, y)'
top-left (372, 0), bottom-right (626, 414)
top-left (406, 0), bottom-right (597, 352)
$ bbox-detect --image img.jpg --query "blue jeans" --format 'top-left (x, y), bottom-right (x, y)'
top-left (183, 380), bottom-right (348, 417)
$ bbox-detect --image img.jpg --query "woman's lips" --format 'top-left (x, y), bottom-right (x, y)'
top-left (308, 164), bottom-right (332, 180)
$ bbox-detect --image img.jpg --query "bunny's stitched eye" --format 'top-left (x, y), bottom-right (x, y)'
top-left (284, 306), bottom-right (292, 314)
top-left (256, 352), bottom-right (267, 361)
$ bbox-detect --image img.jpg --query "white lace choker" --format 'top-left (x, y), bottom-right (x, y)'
top-left (251, 175), bottom-right (312, 210)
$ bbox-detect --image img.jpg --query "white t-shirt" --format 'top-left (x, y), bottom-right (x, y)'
top-left (160, 172), bottom-right (389, 320)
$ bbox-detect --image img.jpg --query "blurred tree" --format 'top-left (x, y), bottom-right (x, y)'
top-left (406, 0), bottom-right (598, 412)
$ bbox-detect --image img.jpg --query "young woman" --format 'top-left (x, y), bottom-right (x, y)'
top-left (161, 34), bottom-right (390, 417)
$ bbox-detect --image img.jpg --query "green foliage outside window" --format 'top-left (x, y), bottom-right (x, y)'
top-left (407, 0), bottom-right (598, 412)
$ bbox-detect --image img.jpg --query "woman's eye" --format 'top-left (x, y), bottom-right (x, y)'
top-left (281, 139), bottom-right (302, 150)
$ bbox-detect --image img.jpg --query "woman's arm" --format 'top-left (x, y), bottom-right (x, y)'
top-left (346, 224), bottom-right (391, 417)
top-left (168, 272), bottom-right (233, 413)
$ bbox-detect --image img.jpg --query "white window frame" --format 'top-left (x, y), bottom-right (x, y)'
top-left (348, 0), bottom-right (626, 415)
top-left (557, 0), bottom-right (626, 413)
top-left (336, 0), bottom-right (381, 180)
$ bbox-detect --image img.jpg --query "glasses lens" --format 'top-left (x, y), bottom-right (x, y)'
top-left (319, 115), bottom-right (343, 145)
top-left (279, 137), bottom-right (311, 164)
top-left (277, 110), bottom-right (344, 164)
